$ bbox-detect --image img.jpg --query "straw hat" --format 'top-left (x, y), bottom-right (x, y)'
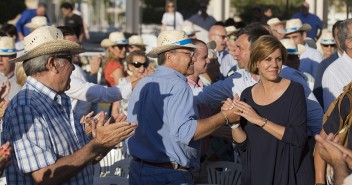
top-left (182, 24), bottom-right (199, 36)
top-left (225, 26), bottom-right (239, 36)
top-left (10, 26), bottom-right (84, 63)
top-left (0, 36), bottom-right (16, 55)
top-left (101, 32), bottom-right (127, 48)
top-left (128, 35), bottom-right (147, 46)
top-left (267, 18), bottom-right (285, 27)
top-left (285, 19), bottom-right (312, 35)
top-left (320, 32), bottom-right (335, 45)
top-left (280, 39), bottom-right (305, 55)
top-left (147, 30), bottom-right (198, 58)
top-left (25, 16), bottom-right (48, 29)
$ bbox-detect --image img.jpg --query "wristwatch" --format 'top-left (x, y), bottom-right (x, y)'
top-left (228, 122), bottom-right (240, 129)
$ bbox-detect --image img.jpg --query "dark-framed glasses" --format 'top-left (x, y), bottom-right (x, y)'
top-left (53, 53), bottom-right (73, 63)
top-left (114, 45), bottom-right (128, 50)
top-left (131, 61), bottom-right (149, 68)
top-left (322, 44), bottom-right (336, 48)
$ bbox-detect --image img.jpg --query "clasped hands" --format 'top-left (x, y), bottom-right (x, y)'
top-left (221, 93), bottom-right (266, 127)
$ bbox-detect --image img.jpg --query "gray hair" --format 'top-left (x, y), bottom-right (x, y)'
top-left (337, 18), bottom-right (352, 51)
top-left (23, 55), bottom-right (51, 76)
top-left (157, 52), bottom-right (167, 65)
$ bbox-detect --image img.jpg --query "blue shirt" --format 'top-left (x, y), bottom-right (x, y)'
top-left (127, 66), bottom-right (200, 168)
top-left (2, 77), bottom-right (93, 185)
top-left (292, 13), bottom-right (323, 39)
top-left (16, 9), bottom-right (49, 37)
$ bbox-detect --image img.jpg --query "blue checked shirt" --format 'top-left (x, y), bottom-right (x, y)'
top-left (2, 77), bottom-right (93, 185)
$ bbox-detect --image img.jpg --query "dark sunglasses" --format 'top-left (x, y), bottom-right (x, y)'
top-left (322, 44), bottom-right (336, 48)
top-left (53, 53), bottom-right (72, 63)
top-left (114, 45), bottom-right (128, 50)
top-left (131, 61), bottom-right (149, 68)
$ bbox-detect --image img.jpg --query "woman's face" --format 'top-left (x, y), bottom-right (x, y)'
top-left (257, 48), bottom-right (283, 81)
top-left (128, 55), bottom-right (148, 78)
top-left (321, 44), bottom-right (336, 58)
top-left (167, 2), bottom-right (175, 12)
top-left (109, 45), bottom-right (127, 59)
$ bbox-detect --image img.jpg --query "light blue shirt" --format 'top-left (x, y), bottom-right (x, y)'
top-left (127, 66), bottom-right (200, 168)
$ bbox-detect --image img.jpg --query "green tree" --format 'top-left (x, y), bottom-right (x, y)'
top-left (231, 0), bottom-right (304, 24)
top-left (0, 0), bottom-right (26, 24)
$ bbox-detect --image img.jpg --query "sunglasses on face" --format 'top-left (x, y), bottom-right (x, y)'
top-left (322, 44), bottom-right (336, 48)
top-left (114, 45), bottom-right (128, 50)
top-left (131, 61), bottom-right (149, 68)
top-left (53, 53), bottom-right (73, 63)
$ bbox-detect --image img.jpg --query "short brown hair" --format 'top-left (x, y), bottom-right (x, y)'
top-left (248, 35), bottom-right (287, 75)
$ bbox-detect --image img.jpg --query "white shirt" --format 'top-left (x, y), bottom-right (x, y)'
top-left (6, 74), bottom-right (22, 100)
top-left (161, 11), bottom-right (184, 31)
top-left (299, 44), bottom-right (323, 79)
top-left (66, 67), bottom-right (132, 116)
top-left (220, 53), bottom-right (237, 78)
top-left (322, 52), bottom-right (352, 111)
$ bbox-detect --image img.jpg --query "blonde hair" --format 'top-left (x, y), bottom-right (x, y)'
top-left (248, 35), bottom-right (287, 75)
top-left (15, 62), bottom-right (27, 86)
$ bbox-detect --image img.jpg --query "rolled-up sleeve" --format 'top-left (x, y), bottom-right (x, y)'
top-left (167, 84), bottom-right (197, 145)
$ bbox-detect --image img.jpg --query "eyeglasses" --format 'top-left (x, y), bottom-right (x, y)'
top-left (53, 53), bottom-right (72, 63)
top-left (173, 51), bottom-right (194, 57)
top-left (213, 34), bottom-right (229, 40)
top-left (322, 44), bottom-right (336, 48)
top-left (131, 61), bottom-right (149, 68)
top-left (114, 45), bottom-right (128, 50)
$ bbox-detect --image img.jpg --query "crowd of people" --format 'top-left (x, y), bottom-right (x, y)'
top-left (0, 0), bottom-right (351, 185)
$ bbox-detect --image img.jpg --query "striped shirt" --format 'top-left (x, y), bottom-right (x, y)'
top-left (2, 77), bottom-right (93, 185)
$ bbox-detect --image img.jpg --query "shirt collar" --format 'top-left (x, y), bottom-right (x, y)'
top-left (157, 66), bottom-right (187, 82)
top-left (26, 76), bottom-right (61, 104)
top-left (342, 51), bottom-right (352, 63)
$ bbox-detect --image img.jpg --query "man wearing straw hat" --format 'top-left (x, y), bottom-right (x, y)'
top-left (285, 18), bottom-right (323, 81)
top-left (1, 26), bottom-right (137, 185)
top-left (126, 30), bottom-right (239, 184)
top-left (0, 36), bottom-right (21, 99)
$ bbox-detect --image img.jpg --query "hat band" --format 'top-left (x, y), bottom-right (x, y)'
top-left (114, 40), bottom-right (127, 44)
top-left (321, 39), bottom-right (335, 43)
top-left (0, 49), bottom-right (16, 53)
top-left (286, 48), bottom-right (298, 54)
top-left (285, 27), bottom-right (300, 33)
top-left (171, 38), bottom-right (192, 46)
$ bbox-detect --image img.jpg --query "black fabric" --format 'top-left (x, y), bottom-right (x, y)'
top-left (323, 95), bottom-right (352, 148)
top-left (64, 14), bottom-right (84, 38)
top-left (237, 81), bottom-right (313, 185)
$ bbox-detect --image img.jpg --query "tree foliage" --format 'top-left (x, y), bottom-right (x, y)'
top-left (231, 0), bottom-right (304, 24)
top-left (0, 0), bottom-right (26, 24)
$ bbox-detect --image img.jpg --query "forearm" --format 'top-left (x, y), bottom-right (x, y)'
top-left (261, 120), bottom-right (285, 140)
top-left (314, 146), bottom-right (327, 184)
top-left (231, 127), bottom-right (246, 143)
top-left (31, 140), bottom-right (103, 185)
top-left (333, 161), bottom-right (350, 185)
top-left (193, 113), bottom-right (226, 141)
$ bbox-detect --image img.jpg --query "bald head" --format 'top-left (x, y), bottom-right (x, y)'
top-left (209, 25), bottom-right (227, 52)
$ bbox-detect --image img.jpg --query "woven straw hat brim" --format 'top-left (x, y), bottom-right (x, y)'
top-left (285, 24), bottom-right (312, 35)
top-left (101, 39), bottom-right (127, 48)
top-left (25, 23), bottom-right (41, 29)
top-left (147, 44), bottom-right (198, 58)
top-left (10, 40), bottom-right (84, 63)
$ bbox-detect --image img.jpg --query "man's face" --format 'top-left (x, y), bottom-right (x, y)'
top-left (64, 35), bottom-right (80, 63)
top-left (209, 26), bottom-right (228, 52)
top-left (53, 54), bottom-right (75, 92)
top-left (0, 55), bottom-right (15, 77)
top-left (170, 48), bottom-right (195, 75)
top-left (285, 32), bottom-right (305, 45)
top-left (194, 43), bottom-right (209, 75)
top-left (227, 38), bottom-right (237, 59)
top-left (36, 7), bottom-right (46, 16)
top-left (60, 8), bottom-right (71, 17)
top-left (235, 34), bottom-right (251, 70)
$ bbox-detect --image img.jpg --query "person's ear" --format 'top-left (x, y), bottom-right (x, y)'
top-left (46, 57), bottom-right (58, 73)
